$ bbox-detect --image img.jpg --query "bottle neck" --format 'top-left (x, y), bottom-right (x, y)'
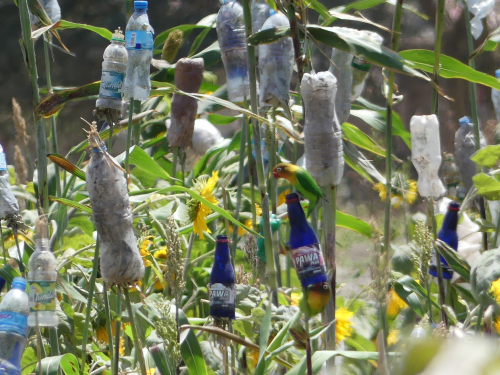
top-left (287, 200), bottom-right (308, 229)
top-left (441, 209), bottom-right (458, 232)
top-left (214, 242), bottom-right (231, 264)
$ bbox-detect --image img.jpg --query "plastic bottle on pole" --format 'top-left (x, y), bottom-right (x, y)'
top-left (251, 0), bottom-right (271, 34)
top-left (410, 115), bottom-right (446, 198)
top-left (124, 1), bottom-right (154, 100)
top-left (0, 144), bottom-right (20, 221)
top-left (454, 116), bottom-right (486, 193)
top-left (0, 277), bottom-right (29, 375)
top-left (209, 235), bottom-right (235, 319)
top-left (28, 221), bottom-right (58, 327)
top-left (216, 0), bottom-right (250, 103)
top-left (258, 11), bottom-right (294, 108)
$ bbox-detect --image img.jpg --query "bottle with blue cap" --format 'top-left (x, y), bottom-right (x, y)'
top-left (209, 235), bottom-right (235, 320)
top-left (124, 1), bottom-right (154, 100)
top-left (429, 201), bottom-right (460, 280)
top-left (216, 0), bottom-right (250, 103)
top-left (96, 28), bottom-right (128, 119)
top-left (0, 277), bottom-right (29, 375)
top-left (454, 116), bottom-right (486, 193)
top-left (0, 144), bottom-right (20, 221)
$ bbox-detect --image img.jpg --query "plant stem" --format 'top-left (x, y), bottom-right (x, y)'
top-left (103, 283), bottom-right (114, 370)
top-left (241, 0), bottom-right (278, 305)
top-left (124, 99), bottom-right (134, 181)
top-left (287, 2), bottom-right (304, 84)
top-left (105, 113), bottom-right (115, 152)
top-left (114, 287), bottom-right (122, 375)
top-left (18, 0), bottom-right (49, 212)
top-left (49, 328), bottom-right (60, 356)
top-left (182, 234), bottom-right (195, 282)
top-left (245, 101), bottom-right (257, 229)
top-left (13, 229), bottom-right (25, 276)
top-left (124, 288), bottom-right (147, 375)
top-left (431, 0), bottom-right (445, 114)
top-left (305, 315), bottom-right (312, 375)
top-left (172, 146), bottom-right (178, 181)
top-left (80, 238), bottom-right (100, 374)
top-left (222, 187), bottom-right (234, 268)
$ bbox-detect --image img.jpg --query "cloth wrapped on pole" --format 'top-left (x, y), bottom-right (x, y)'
top-left (167, 58), bottom-right (205, 148)
top-left (301, 71), bottom-right (343, 187)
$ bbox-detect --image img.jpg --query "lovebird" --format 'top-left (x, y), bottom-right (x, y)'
top-left (272, 163), bottom-right (324, 217)
top-left (300, 282), bottom-right (331, 316)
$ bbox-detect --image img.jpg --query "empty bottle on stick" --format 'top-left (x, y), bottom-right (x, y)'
top-left (209, 235), bottom-right (235, 319)
top-left (0, 277), bottom-right (29, 375)
top-left (0, 144), bottom-right (20, 221)
top-left (124, 1), bottom-right (154, 100)
top-left (429, 201), bottom-right (460, 280)
top-left (96, 29), bottom-right (128, 116)
top-left (286, 193), bottom-right (327, 288)
top-left (216, 0), bottom-right (250, 103)
top-left (28, 220), bottom-right (58, 327)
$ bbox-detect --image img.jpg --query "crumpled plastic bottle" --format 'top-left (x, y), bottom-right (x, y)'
top-left (454, 116), bottom-right (486, 193)
top-left (461, 0), bottom-right (495, 39)
top-left (301, 71), bottom-right (343, 186)
top-left (258, 11), bottom-right (294, 108)
top-left (30, 0), bottom-right (61, 26)
top-left (251, 0), bottom-right (272, 34)
top-left (329, 41), bottom-right (352, 126)
top-left (410, 115), bottom-right (446, 198)
top-left (0, 144), bottom-right (20, 221)
top-left (216, 0), bottom-right (250, 102)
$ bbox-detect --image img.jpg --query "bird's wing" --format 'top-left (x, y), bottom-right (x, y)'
top-left (296, 170), bottom-right (323, 198)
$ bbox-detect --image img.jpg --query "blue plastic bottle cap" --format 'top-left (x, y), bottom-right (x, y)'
top-left (134, 1), bottom-right (148, 10)
top-left (270, 9), bottom-right (277, 15)
top-left (459, 116), bottom-right (470, 125)
top-left (11, 277), bottom-right (27, 290)
top-left (496, 69), bottom-right (500, 78)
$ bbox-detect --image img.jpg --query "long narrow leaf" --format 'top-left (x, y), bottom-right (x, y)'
top-left (435, 239), bottom-right (471, 282)
top-left (47, 154), bottom-right (86, 181)
top-left (49, 196), bottom-right (92, 214)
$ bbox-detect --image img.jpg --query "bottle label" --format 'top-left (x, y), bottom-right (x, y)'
top-left (351, 56), bottom-right (371, 72)
top-left (0, 311), bottom-right (28, 336)
top-left (291, 243), bottom-right (327, 280)
top-left (28, 281), bottom-right (56, 312)
top-left (125, 30), bottom-right (154, 51)
top-left (0, 153), bottom-right (6, 170)
top-left (209, 283), bottom-right (236, 312)
top-left (99, 70), bottom-right (125, 99)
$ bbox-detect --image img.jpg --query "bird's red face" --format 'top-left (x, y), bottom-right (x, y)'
top-left (273, 164), bottom-right (285, 179)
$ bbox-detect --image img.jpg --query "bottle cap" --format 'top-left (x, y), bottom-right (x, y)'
top-left (459, 116), bottom-right (470, 126)
top-left (270, 9), bottom-right (277, 15)
top-left (11, 277), bottom-right (27, 290)
top-left (286, 192), bottom-right (300, 203)
top-left (134, 1), bottom-right (148, 10)
top-left (496, 69), bottom-right (500, 78)
top-left (111, 28), bottom-right (125, 42)
top-left (216, 235), bottom-right (229, 243)
top-left (448, 201), bottom-right (460, 211)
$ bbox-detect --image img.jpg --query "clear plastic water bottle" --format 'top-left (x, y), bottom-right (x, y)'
top-left (30, 0), bottom-right (61, 26)
top-left (96, 29), bottom-right (128, 113)
top-left (124, 1), bottom-right (154, 100)
top-left (329, 33), bottom-right (353, 126)
top-left (492, 69), bottom-right (500, 123)
top-left (454, 116), bottom-right (486, 193)
top-left (410, 115), bottom-right (446, 198)
top-left (0, 277), bottom-right (29, 375)
top-left (251, 0), bottom-right (272, 34)
top-left (351, 31), bottom-right (383, 101)
top-left (28, 228), bottom-right (58, 327)
top-left (216, 0), bottom-right (250, 103)
top-left (258, 11), bottom-right (294, 108)
top-left (0, 144), bottom-right (20, 220)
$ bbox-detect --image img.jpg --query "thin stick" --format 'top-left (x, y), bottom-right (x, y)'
top-left (80, 238), bottom-right (100, 374)
top-left (242, 0), bottom-right (279, 306)
top-left (114, 287), bottom-right (122, 375)
top-left (36, 316), bottom-right (43, 375)
top-left (245, 101), bottom-right (257, 229)
top-left (305, 315), bottom-right (312, 375)
top-left (103, 283), bottom-right (114, 371)
top-left (431, 0), bottom-right (445, 114)
top-left (124, 288), bottom-right (147, 375)
top-left (172, 147), bottom-right (178, 180)
top-left (13, 228), bottom-right (25, 275)
top-left (105, 112), bottom-right (115, 152)
top-left (182, 234), bottom-right (195, 282)
top-left (124, 99), bottom-right (134, 182)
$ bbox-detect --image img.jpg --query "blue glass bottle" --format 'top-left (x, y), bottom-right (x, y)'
top-left (429, 201), bottom-right (459, 279)
top-left (209, 235), bottom-right (235, 319)
top-left (287, 193), bottom-right (328, 288)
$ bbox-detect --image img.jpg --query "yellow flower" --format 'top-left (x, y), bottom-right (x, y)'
top-left (494, 316), bottom-right (500, 335)
top-left (255, 203), bottom-right (262, 217)
top-left (491, 277), bottom-right (500, 305)
top-left (154, 278), bottom-right (167, 291)
top-left (387, 289), bottom-right (407, 318)
top-left (95, 325), bottom-right (108, 343)
top-left (278, 189), bottom-right (290, 207)
top-left (146, 369), bottom-right (155, 375)
top-left (335, 308), bottom-right (353, 344)
top-left (154, 247), bottom-right (168, 259)
top-left (119, 337), bottom-right (125, 356)
top-left (373, 177), bottom-right (417, 208)
top-left (373, 182), bottom-right (387, 201)
top-left (387, 330), bottom-right (399, 346)
top-left (290, 292), bottom-right (301, 306)
top-left (188, 171), bottom-right (219, 239)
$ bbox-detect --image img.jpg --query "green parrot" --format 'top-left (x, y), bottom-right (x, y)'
top-left (272, 163), bottom-right (324, 217)
top-left (300, 282), bottom-right (331, 317)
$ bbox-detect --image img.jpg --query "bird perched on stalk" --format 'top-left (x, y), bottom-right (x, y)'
top-left (272, 163), bottom-right (324, 217)
top-left (300, 281), bottom-right (331, 316)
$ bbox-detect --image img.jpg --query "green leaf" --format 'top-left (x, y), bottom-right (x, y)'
top-left (49, 196), bottom-right (92, 214)
top-left (47, 154), bottom-right (86, 181)
top-left (342, 122), bottom-right (387, 157)
top-left (399, 49), bottom-right (500, 91)
top-left (35, 354), bottom-right (80, 375)
top-left (154, 16), bottom-right (217, 48)
top-left (208, 114), bottom-right (242, 125)
top-left (471, 145), bottom-right (500, 168)
top-left (393, 282), bottom-right (425, 317)
top-left (176, 307), bottom-right (208, 375)
top-left (337, 210), bottom-right (374, 238)
top-left (254, 300), bottom-right (273, 375)
top-left (32, 20), bottom-right (112, 41)
top-left (128, 145), bottom-right (171, 181)
top-left (287, 350), bottom-right (379, 375)
top-left (36, 81), bottom-right (99, 117)
top-left (189, 22), bottom-right (214, 57)
top-left (330, 0), bottom-right (428, 21)
top-left (473, 173), bottom-right (500, 200)
top-left (191, 41), bottom-right (221, 67)
top-left (395, 275), bottom-right (440, 309)
top-left (472, 25), bottom-right (500, 58)
top-left (0, 263), bottom-right (22, 283)
top-left (189, 139), bottom-right (231, 182)
top-left (435, 239), bottom-right (471, 282)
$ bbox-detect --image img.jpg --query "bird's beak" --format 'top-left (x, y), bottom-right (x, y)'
top-left (273, 171), bottom-right (280, 179)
